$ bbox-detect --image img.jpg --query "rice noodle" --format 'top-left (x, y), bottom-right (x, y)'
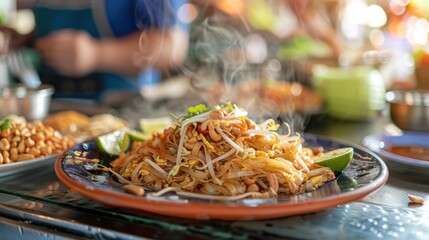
top-left (119, 154), bottom-right (139, 174)
top-left (131, 161), bottom-right (145, 182)
top-left (245, 129), bottom-right (279, 136)
top-left (144, 158), bottom-right (168, 177)
top-left (181, 167), bottom-right (209, 179)
top-left (225, 170), bottom-right (256, 179)
top-left (204, 146), bottom-right (222, 185)
top-left (110, 104), bottom-right (337, 200)
top-left (295, 155), bottom-right (310, 172)
top-left (212, 148), bottom-right (236, 164)
top-left (108, 169), bottom-right (145, 186)
top-left (307, 167), bottom-right (331, 178)
top-left (215, 125), bottom-right (243, 152)
top-left (177, 191), bottom-right (260, 201)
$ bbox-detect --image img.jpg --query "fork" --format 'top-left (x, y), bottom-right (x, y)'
top-left (7, 49), bottom-right (42, 89)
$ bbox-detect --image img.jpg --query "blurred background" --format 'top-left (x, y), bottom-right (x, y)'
top-left (2, 0), bottom-right (429, 130)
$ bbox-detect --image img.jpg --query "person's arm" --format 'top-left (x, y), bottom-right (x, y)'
top-left (35, 27), bottom-right (189, 77)
top-left (0, 26), bottom-right (34, 51)
top-left (96, 27), bottom-right (189, 75)
top-left (287, 0), bottom-right (342, 58)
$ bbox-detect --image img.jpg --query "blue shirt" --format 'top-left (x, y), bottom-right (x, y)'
top-left (34, 0), bottom-right (187, 100)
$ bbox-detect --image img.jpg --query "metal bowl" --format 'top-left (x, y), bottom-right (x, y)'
top-left (0, 84), bottom-right (54, 120)
top-left (385, 90), bottom-right (429, 131)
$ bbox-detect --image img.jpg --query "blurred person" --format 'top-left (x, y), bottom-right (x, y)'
top-left (286, 0), bottom-right (342, 58)
top-left (192, 0), bottom-right (341, 59)
top-left (2, 0), bottom-right (189, 102)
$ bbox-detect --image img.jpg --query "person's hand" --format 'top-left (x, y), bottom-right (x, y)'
top-left (0, 26), bottom-right (30, 54)
top-left (35, 30), bottom-right (99, 77)
top-left (286, 0), bottom-right (342, 58)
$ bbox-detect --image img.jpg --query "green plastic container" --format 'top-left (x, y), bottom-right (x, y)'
top-left (312, 65), bottom-right (386, 121)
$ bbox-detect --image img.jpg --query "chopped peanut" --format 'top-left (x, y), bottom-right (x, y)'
top-left (408, 194), bottom-right (425, 204)
top-left (124, 184), bottom-right (145, 196)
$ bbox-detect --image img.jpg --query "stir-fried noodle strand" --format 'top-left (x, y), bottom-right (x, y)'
top-left (110, 104), bottom-right (335, 200)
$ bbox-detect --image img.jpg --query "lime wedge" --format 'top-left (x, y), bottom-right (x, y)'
top-left (315, 147), bottom-right (354, 172)
top-left (124, 128), bottom-right (148, 141)
top-left (96, 130), bottom-right (131, 156)
top-left (337, 175), bottom-right (358, 189)
top-left (139, 117), bottom-right (172, 135)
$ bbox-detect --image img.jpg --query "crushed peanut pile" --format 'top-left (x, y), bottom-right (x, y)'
top-left (0, 120), bottom-right (75, 164)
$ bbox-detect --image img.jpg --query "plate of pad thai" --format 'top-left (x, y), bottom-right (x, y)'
top-left (55, 103), bottom-right (388, 220)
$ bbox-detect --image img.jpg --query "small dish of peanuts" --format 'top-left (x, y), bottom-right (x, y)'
top-left (0, 118), bottom-right (76, 177)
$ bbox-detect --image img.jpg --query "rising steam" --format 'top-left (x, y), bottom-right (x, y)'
top-left (133, 1), bottom-right (313, 135)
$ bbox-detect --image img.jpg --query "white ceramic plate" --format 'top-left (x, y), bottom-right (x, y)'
top-left (362, 132), bottom-right (429, 172)
top-left (0, 154), bottom-right (57, 178)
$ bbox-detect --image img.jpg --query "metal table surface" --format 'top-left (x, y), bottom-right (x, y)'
top-left (0, 104), bottom-right (428, 239)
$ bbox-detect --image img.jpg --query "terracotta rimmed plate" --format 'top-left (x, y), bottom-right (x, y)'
top-left (363, 132), bottom-right (429, 173)
top-left (55, 134), bottom-right (388, 220)
top-left (0, 154), bottom-right (57, 178)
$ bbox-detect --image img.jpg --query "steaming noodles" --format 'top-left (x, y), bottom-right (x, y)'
top-left (110, 104), bottom-right (336, 200)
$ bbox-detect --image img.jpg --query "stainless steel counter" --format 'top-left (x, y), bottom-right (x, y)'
top-left (0, 105), bottom-right (428, 239)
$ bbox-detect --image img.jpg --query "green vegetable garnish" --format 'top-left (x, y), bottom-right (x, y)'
top-left (178, 103), bottom-right (237, 120)
top-left (187, 104), bottom-right (208, 116)
top-left (0, 119), bottom-right (13, 130)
